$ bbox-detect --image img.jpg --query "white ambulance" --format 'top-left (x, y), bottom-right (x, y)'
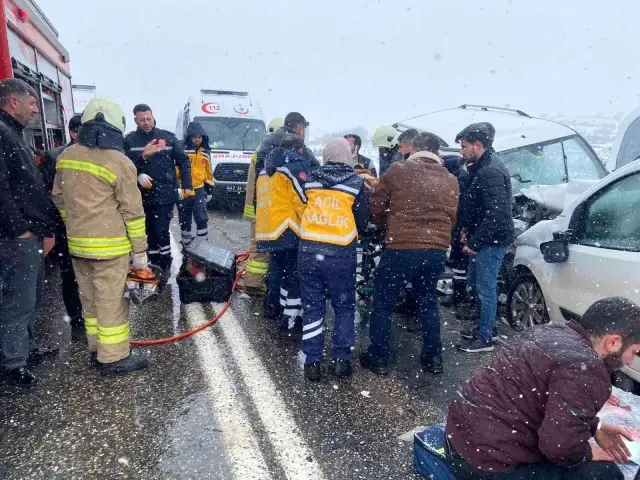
top-left (175, 89), bottom-right (266, 203)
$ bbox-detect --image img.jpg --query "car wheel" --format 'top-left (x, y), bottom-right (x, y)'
top-left (507, 273), bottom-right (550, 331)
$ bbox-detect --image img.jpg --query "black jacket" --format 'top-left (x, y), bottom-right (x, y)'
top-left (459, 150), bottom-right (514, 251)
top-left (0, 109), bottom-right (57, 239)
top-left (299, 162), bottom-right (370, 258)
top-left (40, 142), bottom-right (72, 192)
top-left (354, 154), bottom-right (377, 177)
top-left (255, 125), bottom-right (319, 173)
top-left (124, 127), bottom-right (192, 207)
top-left (378, 146), bottom-right (403, 177)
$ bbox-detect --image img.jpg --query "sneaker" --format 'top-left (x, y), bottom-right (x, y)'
top-left (304, 362), bottom-right (322, 382)
top-left (95, 354), bottom-right (149, 376)
top-left (359, 353), bottom-right (389, 376)
top-left (6, 366), bottom-right (38, 388)
top-left (27, 347), bottom-right (60, 367)
top-left (460, 326), bottom-right (499, 341)
top-left (457, 336), bottom-right (495, 353)
top-left (420, 354), bottom-right (444, 375)
top-left (333, 359), bottom-right (353, 378)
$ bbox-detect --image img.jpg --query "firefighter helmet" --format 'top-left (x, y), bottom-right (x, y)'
top-left (372, 125), bottom-right (399, 149)
top-left (81, 97), bottom-right (126, 134)
top-left (267, 117), bottom-right (285, 133)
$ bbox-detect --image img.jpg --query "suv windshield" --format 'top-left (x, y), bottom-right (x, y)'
top-left (194, 117), bottom-right (266, 151)
top-left (499, 135), bottom-right (606, 190)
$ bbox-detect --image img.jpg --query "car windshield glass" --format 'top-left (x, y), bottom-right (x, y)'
top-left (194, 117), bottom-right (266, 151)
top-left (500, 135), bottom-right (605, 190)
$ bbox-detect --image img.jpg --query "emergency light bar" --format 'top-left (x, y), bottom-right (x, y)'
top-left (200, 89), bottom-right (248, 97)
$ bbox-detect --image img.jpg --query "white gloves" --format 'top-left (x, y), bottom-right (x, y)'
top-left (177, 188), bottom-right (185, 201)
top-left (206, 194), bottom-right (213, 203)
top-left (138, 174), bottom-right (153, 189)
top-left (132, 252), bottom-right (148, 268)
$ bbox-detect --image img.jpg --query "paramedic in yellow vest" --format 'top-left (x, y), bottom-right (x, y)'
top-left (52, 97), bottom-right (150, 375)
top-left (177, 121), bottom-right (214, 246)
top-left (297, 138), bottom-right (370, 381)
top-left (243, 117), bottom-right (284, 294)
top-left (255, 133), bottom-right (309, 339)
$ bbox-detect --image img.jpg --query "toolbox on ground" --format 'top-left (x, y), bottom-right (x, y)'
top-left (176, 238), bottom-right (237, 304)
top-left (413, 424), bottom-right (457, 480)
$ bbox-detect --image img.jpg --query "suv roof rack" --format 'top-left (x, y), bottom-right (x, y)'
top-left (458, 104), bottom-right (531, 118)
top-left (200, 89), bottom-right (248, 97)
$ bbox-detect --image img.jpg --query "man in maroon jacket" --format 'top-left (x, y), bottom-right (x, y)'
top-left (446, 296), bottom-right (640, 479)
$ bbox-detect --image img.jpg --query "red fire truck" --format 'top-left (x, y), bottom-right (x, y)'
top-left (0, 0), bottom-right (74, 151)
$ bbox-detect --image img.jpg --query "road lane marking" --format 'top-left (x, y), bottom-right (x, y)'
top-left (185, 302), bottom-right (272, 479)
top-left (213, 302), bottom-right (327, 480)
top-left (170, 232), bottom-right (272, 479)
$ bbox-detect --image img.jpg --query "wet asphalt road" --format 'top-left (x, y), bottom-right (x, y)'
top-left (0, 206), bottom-right (516, 480)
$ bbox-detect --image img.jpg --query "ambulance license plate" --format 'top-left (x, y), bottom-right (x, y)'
top-left (226, 185), bottom-right (246, 193)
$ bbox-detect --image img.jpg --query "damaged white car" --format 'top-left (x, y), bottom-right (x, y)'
top-left (510, 159), bottom-right (640, 389)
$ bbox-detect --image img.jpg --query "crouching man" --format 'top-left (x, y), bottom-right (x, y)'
top-left (298, 138), bottom-right (370, 381)
top-left (446, 297), bottom-right (640, 480)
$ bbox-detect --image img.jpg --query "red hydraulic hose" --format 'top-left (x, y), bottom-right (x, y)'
top-left (130, 252), bottom-right (250, 347)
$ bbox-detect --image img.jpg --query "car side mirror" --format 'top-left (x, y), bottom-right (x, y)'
top-left (540, 232), bottom-right (569, 264)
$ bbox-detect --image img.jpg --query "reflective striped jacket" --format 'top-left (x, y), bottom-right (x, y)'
top-left (255, 148), bottom-right (309, 252)
top-left (52, 144), bottom-right (147, 260)
top-left (299, 163), bottom-right (370, 257)
top-left (178, 147), bottom-right (213, 191)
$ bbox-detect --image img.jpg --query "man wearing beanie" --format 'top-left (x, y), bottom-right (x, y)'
top-left (298, 138), bottom-right (370, 381)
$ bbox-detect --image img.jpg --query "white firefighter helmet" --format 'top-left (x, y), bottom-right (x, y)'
top-left (372, 125), bottom-right (399, 149)
top-left (267, 117), bottom-right (285, 133)
top-left (81, 97), bottom-right (126, 134)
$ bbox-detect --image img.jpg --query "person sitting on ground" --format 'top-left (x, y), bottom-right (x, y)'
top-left (446, 296), bottom-right (640, 480)
top-left (298, 137), bottom-right (370, 381)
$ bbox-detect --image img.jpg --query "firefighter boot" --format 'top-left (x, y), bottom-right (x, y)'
top-left (96, 353), bottom-right (150, 376)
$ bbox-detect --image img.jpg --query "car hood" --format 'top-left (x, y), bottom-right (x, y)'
top-left (518, 180), bottom-right (599, 213)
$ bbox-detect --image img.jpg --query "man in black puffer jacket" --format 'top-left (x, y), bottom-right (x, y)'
top-left (0, 79), bottom-right (59, 388)
top-left (455, 122), bottom-right (514, 353)
top-left (124, 104), bottom-right (192, 279)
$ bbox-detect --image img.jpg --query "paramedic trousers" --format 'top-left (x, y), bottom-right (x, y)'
top-left (245, 221), bottom-right (269, 292)
top-left (0, 237), bottom-right (43, 370)
top-left (449, 228), bottom-right (469, 304)
top-left (72, 255), bottom-right (131, 364)
top-left (467, 246), bottom-right (508, 342)
top-left (368, 249), bottom-right (446, 362)
top-left (177, 187), bottom-right (209, 246)
top-left (446, 440), bottom-right (623, 480)
top-left (145, 203), bottom-right (174, 271)
top-left (298, 252), bottom-right (356, 364)
top-left (266, 249), bottom-right (301, 325)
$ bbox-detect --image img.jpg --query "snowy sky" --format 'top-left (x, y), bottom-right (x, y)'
top-left (39, 0), bottom-right (640, 137)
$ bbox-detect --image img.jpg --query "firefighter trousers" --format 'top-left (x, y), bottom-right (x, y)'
top-left (72, 255), bottom-right (131, 364)
top-left (245, 221), bottom-right (269, 292)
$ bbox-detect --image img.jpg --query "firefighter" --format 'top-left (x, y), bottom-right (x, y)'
top-left (298, 138), bottom-right (370, 381)
top-left (371, 125), bottom-right (402, 176)
top-left (243, 117), bottom-right (284, 295)
top-left (255, 134), bottom-right (309, 339)
top-left (52, 97), bottom-right (150, 375)
top-left (124, 104), bottom-right (192, 282)
top-left (177, 121), bottom-right (213, 247)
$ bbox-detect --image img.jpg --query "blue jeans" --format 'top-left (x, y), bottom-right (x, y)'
top-left (467, 246), bottom-right (508, 342)
top-left (298, 252), bottom-right (356, 364)
top-left (0, 237), bottom-right (44, 369)
top-left (368, 249), bottom-right (446, 362)
top-left (177, 187), bottom-right (209, 244)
